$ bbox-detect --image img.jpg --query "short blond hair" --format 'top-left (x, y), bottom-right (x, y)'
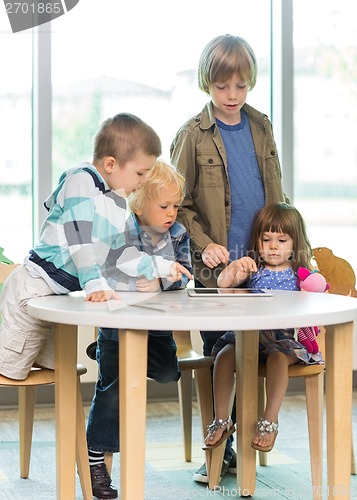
top-left (128, 160), bottom-right (186, 213)
top-left (198, 34), bottom-right (257, 94)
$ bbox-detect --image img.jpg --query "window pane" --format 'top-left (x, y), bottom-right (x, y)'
top-left (51, 0), bottom-right (270, 181)
top-left (0, 20), bottom-right (32, 263)
top-left (293, 0), bottom-right (357, 272)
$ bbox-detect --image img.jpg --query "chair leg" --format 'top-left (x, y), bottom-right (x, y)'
top-left (75, 377), bottom-right (92, 500)
top-left (19, 386), bottom-right (36, 479)
top-left (257, 377), bottom-right (267, 466)
top-left (207, 443), bottom-right (226, 489)
top-left (305, 371), bottom-right (324, 500)
top-left (194, 365), bottom-right (213, 441)
top-left (202, 379), bottom-right (235, 490)
top-left (104, 452), bottom-right (114, 475)
top-left (177, 370), bottom-right (193, 462)
top-left (194, 365), bottom-right (214, 477)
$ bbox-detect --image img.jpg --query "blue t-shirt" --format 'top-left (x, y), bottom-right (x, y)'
top-left (216, 111), bottom-right (265, 261)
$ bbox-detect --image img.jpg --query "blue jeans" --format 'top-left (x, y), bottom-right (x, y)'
top-left (195, 278), bottom-right (236, 463)
top-left (200, 328), bottom-right (236, 463)
top-left (86, 327), bottom-right (180, 452)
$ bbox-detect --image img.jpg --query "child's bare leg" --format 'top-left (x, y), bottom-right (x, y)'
top-left (204, 343), bottom-right (235, 446)
top-left (252, 351), bottom-right (297, 449)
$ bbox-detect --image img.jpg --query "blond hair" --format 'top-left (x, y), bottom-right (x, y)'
top-left (128, 160), bottom-right (185, 213)
top-left (198, 34), bottom-right (257, 94)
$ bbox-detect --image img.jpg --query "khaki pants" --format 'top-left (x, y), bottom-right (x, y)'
top-left (0, 265), bottom-right (55, 380)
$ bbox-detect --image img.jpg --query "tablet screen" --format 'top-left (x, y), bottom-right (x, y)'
top-left (187, 288), bottom-right (272, 297)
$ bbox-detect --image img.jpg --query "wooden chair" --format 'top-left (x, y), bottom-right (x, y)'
top-left (173, 330), bottom-right (214, 462)
top-left (257, 341), bottom-right (325, 496)
top-left (256, 249), bottom-right (357, 489)
top-left (205, 249), bottom-right (357, 492)
top-left (0, 262), bottom-right (92, 498)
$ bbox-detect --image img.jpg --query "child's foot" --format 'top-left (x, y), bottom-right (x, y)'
top-left (251, 418), bottom-right (278, 452)
top-left (203, 416), bottom-right (235, 449)
top-left (90, 463), bottom-right (118, 499)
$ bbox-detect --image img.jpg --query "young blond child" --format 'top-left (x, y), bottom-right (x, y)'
top-left (105, 159), bottom-right (192, 292)
top-left (86, 160), bottom-right (193, 499)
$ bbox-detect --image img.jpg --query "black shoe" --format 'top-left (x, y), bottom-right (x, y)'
top-left (86, 341), bottom-right (97, 360)
top-left (90, 463), bottom-right (118, 499)
top-left (228, 448), bottom-right (237, 474)
top-left (192, 458), bottom-right (230, 484)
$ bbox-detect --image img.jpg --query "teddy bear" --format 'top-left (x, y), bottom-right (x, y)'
top-left (296, 267), bottom-right (330, 354)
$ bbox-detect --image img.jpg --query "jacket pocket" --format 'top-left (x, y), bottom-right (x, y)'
top-left (197, 153), bottom-right (225, 188)
top-left (263, 141), bottom-right (282, 181)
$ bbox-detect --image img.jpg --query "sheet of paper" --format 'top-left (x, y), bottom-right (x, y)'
top-left (130, 300), bottom-right (242, 313)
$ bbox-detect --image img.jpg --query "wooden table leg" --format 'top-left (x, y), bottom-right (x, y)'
top-left (55, 323), bottom-right (78, 500)
top-left (119, 329), bottom-right (148, 500)
top-left (235, 330), bottom-right (259, 496)
top-left (325, 322), bottom-right (353, 500)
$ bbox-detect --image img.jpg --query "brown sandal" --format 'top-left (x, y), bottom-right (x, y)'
top-left (202, 416), bottom-right (235, 450)
top-left (251, 418), bottom-right (279, 452)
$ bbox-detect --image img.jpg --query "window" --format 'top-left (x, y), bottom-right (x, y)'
top-left (293, 0), bottom-right (357, 271)
top-left (50, 0), bottom-right (270, 177)
top-left (1, 0), bottom-right (356, 277)
top-left (0, 17), bottom-right (32, 262)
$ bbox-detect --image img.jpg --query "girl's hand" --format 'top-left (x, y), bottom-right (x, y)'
top-left (168, 262), bottom-right (193, 282)
top-left (232, 256), bottom-right (257, 274)
top-left (85, 290), bottom-right (121, 302)
top-left (202, 243), bottom-right (229, 268)
top-left (135, 277), bottom-right (161, 292)
top-left (217, 257), bottom-right (257, 288)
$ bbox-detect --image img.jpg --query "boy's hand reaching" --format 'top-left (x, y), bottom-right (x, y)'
top-left (135, 277), bottom-right (161, 292)
top-left (85, 290), bottom-right (121, 302)
top-left (168, 262), bottom-right (193, 282)
top-left (202, 243), bottom-right (229, 268)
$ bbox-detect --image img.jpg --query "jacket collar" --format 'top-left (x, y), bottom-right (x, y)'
top-left (200, 101), bottom-right (267, 130)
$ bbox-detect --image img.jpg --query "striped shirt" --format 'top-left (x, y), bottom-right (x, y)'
top-left (25, 163), bottom-right (183, 296)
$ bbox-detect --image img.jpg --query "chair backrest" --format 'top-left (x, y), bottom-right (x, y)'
top-left (0, 262), bottom-right (19, 294)
top-left (172, 330), bottom-right (214, 369)
top-left (312, 247), bottom-right (357, 297)
top-left (0, 262), bottom-right (19, 290)
top-left (311, 247), bottom-right (357, 362)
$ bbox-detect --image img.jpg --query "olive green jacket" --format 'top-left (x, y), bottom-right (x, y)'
top-left (170, 101), bottom-right (288, 287)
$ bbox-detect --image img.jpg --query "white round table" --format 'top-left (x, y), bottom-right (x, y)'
top-left (28, 289), bottom-right (357, 500)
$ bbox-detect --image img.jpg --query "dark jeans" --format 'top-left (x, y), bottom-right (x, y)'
top-left (200, 329), bottom-right (236, 463)
top-left (86, 327), bottom-right (180, 452)
top-left (195, 280), bottom-right (236, 463)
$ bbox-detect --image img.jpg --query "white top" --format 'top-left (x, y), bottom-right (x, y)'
top-left (27, 290), bottom-right (357, 332)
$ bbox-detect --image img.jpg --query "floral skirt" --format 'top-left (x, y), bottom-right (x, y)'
top-left (211, 329), bottom-right (324, 365)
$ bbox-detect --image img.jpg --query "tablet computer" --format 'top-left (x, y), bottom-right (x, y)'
top-left (186, 288), bottom-right (273, 297)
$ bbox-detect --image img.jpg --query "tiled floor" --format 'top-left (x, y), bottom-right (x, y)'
top-left (144, 397), bottom-right (357, 499)
top-left (0, 393), bottom-right (356, 499)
